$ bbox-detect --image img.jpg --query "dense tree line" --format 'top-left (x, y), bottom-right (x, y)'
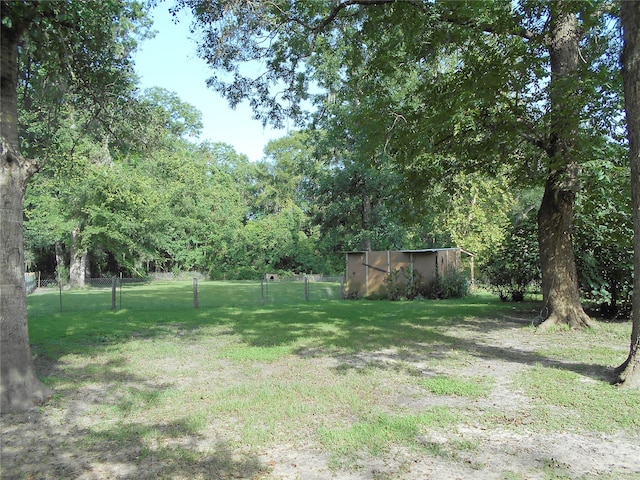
top-left (24, 116), bottom-right (518, 281)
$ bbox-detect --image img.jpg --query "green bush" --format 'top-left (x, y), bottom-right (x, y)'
top-left (574, 159), bottom-right (632, 317)
top-left (384, 267), bottom-right (428, 301)
top-left (383, 267), bottom-right (469, 301)
top-left (385, 269), bottom-right (405, 301)
top-left (484, 212), bottom-right (540, 302)
top-left (210, 266), bottom-right (262, 281)
top-left (429, 269), bottom-right (470, 299)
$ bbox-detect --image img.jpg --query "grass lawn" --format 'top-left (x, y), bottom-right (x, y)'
top-left (1, 284), bottom-right (639, 479)
top-left (27, 279), bottom-right (344, 315)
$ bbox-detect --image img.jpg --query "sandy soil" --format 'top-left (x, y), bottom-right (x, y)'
top-left (1, 313), bottom-right (639, 480)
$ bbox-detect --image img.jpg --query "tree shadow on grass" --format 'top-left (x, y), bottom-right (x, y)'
top-left (1, 356), bottom-right (267, 480)
top-left (219, 300), bottom-right (618, 384)
top-left (31, 295), bottom-right (621, 387)
top-left (8, 297), bottom-right (628, 479)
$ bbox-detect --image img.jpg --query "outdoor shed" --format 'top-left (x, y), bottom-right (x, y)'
top-left (345, 248), bottom-right (472, 298)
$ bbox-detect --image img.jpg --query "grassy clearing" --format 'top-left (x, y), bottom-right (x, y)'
top-left (11, 286), bottom-right (639, 478)
top-left (28, 279), bottom-right (344, 315)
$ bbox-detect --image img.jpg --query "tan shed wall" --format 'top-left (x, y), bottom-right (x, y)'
top-left (411, 252), bottom-right (437, 286)
top-left (365, 251), bottom-right (386, 296)
top-left (346, 249), bottom-right (462, 298)
top-left (388, 251), bottom-right (410, 287)
top-left (436, 249), bottom-right (461, 277)
top-left (346, 252), bottom-right (367, 297)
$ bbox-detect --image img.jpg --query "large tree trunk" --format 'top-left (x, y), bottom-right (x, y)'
top-left (69, 226), bottom-right (87, 288)
top-left (55, 241), bottom-right (65, 279)
top-left (537, 166), bottom-right (593, 329)
top-left (536, 2), bottom-right (592, 330)
top-left (1, 14), bottom-right (53, 413)
top-left (615, 0), bottom-right (640, 388)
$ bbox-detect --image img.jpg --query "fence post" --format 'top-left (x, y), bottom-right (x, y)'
top-left (58, 271), bottom-right (63, 313)
top-left (305, 276), bottom-right (310, 301)
top-left (261, 279), bottom-right (265, 305)
top-left (193, 277), bottom-right (199, 308)
top-left (111, 276), bottom-right (117, 310)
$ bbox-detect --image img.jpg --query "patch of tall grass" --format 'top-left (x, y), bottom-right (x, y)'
top-left (319, 408), bottom-right (459, 467)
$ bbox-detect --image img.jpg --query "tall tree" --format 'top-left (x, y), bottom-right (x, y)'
top-left (23, 86), bottom-right (205, 283)
top-left (615, 0), bottom-right (640, 388)
top-left (0, 2), bottom-right (48, 413)
top-left (140, 140), bottom-right (248, 274)
top-left (176, 0), bottom-right (621, 329)
top-left (313, 154), bottom-right (407, 252)
top-left (1, 0), bottom-right (148, 413)
top-left (535, 1), bottom-right (592, 329)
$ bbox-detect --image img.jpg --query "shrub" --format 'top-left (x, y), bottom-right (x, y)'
top-left (574, 159), bottom-right (633, 317)
top-left (384, 267), bottom-right (428, 301)
top-left (210, 266), bottom-right (262, 281)
top-left (484, 213), bottom-right (540, 302)
top-left (429, 269), bottom-right (470, 299)
top-left (385, 269), bottom-right (404, 301)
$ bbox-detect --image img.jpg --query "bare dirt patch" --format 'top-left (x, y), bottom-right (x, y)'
top-left (2, 311), bottom-right (639, 479)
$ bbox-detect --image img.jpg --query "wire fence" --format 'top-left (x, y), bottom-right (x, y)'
top-left (25, 273), bottom-right (37, 294)
top-left (26, 276), bottom-right (347, 314)
top-left (26, 275), bottom-right (147, 289)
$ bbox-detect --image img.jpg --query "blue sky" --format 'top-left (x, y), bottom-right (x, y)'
top-left (132, 5), bottom-right (288, 162)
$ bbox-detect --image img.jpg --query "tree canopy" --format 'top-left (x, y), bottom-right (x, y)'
top-left (171, 0), bottom-right (624, 329)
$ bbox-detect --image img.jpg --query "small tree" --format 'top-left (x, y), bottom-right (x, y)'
top-left (485, 210), bottom-right (540, 302)
top-left (574, 158), bottom-right (633, 317)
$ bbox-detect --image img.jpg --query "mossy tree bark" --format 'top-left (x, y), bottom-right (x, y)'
top-left (69, 227), bottom-right (87, 288)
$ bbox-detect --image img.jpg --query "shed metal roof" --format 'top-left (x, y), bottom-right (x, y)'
top-left (345, 248), bottom-right (474, 256)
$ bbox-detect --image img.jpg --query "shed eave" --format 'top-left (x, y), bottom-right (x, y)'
top-left (345, 248), bottom-right (461, 254)
top-left (399, 248), bottom-right (458, 253)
